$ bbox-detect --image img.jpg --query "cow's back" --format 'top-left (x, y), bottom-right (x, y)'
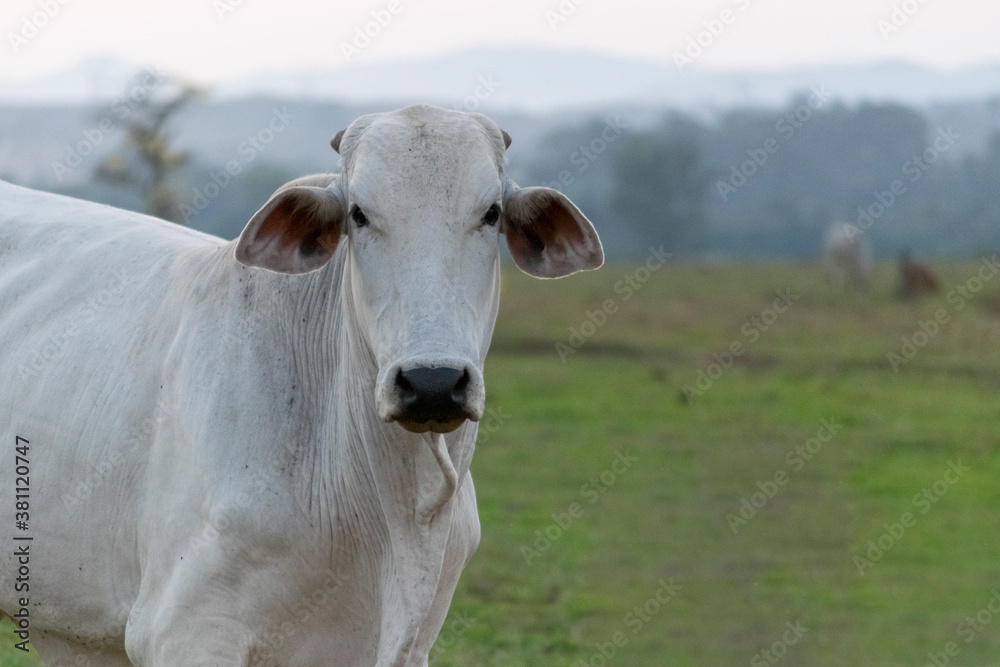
top-left (0, 181), bottom-right (229, 641)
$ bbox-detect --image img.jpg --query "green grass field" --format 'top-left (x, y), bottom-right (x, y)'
top-left (4, 259), bottom-right (1000, 666)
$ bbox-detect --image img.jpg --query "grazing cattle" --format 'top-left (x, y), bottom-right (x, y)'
top-left (823, 222), bottom-right (872, 289)
top-left (897, 249), bottom-right (939, 298)
top-left (0, 104), bottom-right (603, 666)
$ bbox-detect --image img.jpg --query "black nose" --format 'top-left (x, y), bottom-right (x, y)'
top-left (395, 367), bottom-right (470, 425)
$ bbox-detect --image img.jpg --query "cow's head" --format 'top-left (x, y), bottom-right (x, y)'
top-left (235, 104), bottom-right (603, 434)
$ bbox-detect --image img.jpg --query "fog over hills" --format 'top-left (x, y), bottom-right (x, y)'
top-left (5, 47), bottom-right (1000, 188)
top-left (5, 48), bottom-right (1000, 113)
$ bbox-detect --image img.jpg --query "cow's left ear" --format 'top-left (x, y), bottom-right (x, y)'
top-left (235, 186), bottom-right (346, 274)
top-left (502, 186), bottom-right (604, 278)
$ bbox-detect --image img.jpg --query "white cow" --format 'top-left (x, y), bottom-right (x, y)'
top-left (0, 104), bottom-right (603, 666)
top-left (824, 221), bottom-right (872, 289)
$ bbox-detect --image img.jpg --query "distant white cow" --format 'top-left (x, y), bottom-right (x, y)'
top-left (824, 222), bottom-right (872, 289)
top-left (0, 104), bottom-right (603, 666)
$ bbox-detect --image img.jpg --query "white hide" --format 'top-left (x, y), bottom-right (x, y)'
top-left (824, 221), bottom-right (872, 289)
top-left (0, 105), bottom-right (602, 666)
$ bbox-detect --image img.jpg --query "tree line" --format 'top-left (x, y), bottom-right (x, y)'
top-left (515, 95), bottom-right (999, 259)
top-left (71, 83), bottom-right (999, 259)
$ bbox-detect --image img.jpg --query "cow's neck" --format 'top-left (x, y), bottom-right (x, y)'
top-left (287, 248), bottom-right (480, 652)
top-left (288, 246), bottom-right (477, 536)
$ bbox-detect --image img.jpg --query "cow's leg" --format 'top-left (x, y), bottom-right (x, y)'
top-left (125, 594), bottom-right (251, 666)
top-left (124, 552), bottom-right (254, 667)
top-left (125, 599), bottom-right (251, 666)
top-left (408, 479), bottom-right (481, 666)
top-left (30, 630), bottom-right (133, 667)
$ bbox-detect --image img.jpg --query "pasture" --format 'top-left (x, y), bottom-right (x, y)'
top-left (4, 258), bottom-right (1000, 666)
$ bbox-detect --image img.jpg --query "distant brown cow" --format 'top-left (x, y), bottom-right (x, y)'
top-left (897, 249), bottom-right (939, 298)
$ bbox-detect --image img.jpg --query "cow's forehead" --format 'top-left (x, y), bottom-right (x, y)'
top-left (339, 105), bottom-right (506, 179)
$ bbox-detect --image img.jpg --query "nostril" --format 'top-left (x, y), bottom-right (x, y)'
top-left (452, 368), bottom-right (470, 402)
top-left (395, 369), bottom-right (417, 406)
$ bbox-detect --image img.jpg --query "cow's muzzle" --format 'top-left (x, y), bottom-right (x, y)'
top-left (377, 362), bottom-right (484, 433)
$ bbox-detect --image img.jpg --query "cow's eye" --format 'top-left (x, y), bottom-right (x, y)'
top-left (482, 204), bottom-right (501, 226)
top-left (351, 206), bottom-right (369, 228)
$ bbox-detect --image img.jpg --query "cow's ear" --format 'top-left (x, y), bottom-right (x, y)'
top-left (501, 186), bottom-right (603, 278)
top-left (235, 186), bottom-right (346, 274)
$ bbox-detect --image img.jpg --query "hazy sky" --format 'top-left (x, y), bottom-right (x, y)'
top-left (2, 0), bottom-right (998, 82)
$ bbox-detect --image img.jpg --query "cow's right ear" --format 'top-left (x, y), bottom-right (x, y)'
top-left (501, 186), bottom-right (603, 279)
top-left (235, 186), bottom-right (346, 274)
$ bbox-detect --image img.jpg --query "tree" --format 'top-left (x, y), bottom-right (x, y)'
top-left (609, 120), bottom-right (712, 255)
top-left (95, 74), bottom-right (205, 223)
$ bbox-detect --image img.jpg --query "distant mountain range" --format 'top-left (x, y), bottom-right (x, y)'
top-left (4, 48), bottom-right (1000, 113)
